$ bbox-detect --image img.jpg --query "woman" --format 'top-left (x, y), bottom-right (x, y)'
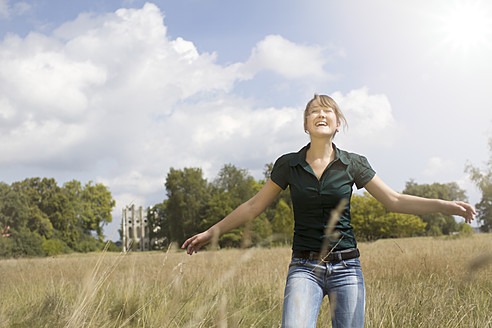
top-left (182, 94), bottom-right (475, 328)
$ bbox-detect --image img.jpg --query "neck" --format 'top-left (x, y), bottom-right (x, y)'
top-left (307, 136), bottom-right (334, 159)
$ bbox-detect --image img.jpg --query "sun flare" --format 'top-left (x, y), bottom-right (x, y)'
top-left (436, 1), bottom-right (492, 54)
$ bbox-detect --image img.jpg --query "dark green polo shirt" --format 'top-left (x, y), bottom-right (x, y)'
top-left (270, 143), bottom-right (376, 252)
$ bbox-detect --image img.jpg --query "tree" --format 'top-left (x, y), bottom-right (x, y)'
top-left (1, 178), bottom-right (115, 257)
top-left (271, 199), bottom-right (294, 245)
top-left (63, 180), bottom-right (115, 242)
top-left (42, 239), bottom-right (65, 256)
top-left (11, 178), bottom-right (59, 239)
top-left (146, 203), bottom-right (171, 249)
top-left (204, 164), bottom-right (258, 248)
top-left (351, 192), bottom-right (426, 241)
top-left (0, 182), bottom-right (31, 257)
top-left (466, 137), bottom-right (492, 232)
top-left (61, 180), bottom-right (85, 247)
top-left (164, 167), bottom-right (210, 243)
top-left (10, 227), bottom-right (45, 257)
top-left (0, 182), bottom-right (30, 233)
top-left (201, 191), bottom-right (234, 231)
top-left (79, 181), bottom-right (115, 240)
top-left (403, 180), bottom-right (468, 235)
top-left (250, 214), bottom-right (273, 246)
top-left (214, 164), bottom-right (257, 203)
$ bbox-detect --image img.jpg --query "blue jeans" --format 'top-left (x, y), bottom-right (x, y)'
top-left (281, 256), bottom-right (365, 328)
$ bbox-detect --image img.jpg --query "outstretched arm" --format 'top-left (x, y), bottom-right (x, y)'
top-left (181, 178), bottom-right (283, 255)
top-left (364, 175), bottom-right (476, 223)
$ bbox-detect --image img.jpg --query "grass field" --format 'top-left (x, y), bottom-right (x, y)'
top-left (0, 234), bottom-right (491, 327)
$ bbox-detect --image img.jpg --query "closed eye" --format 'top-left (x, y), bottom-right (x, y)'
top-left (310, 107), bottom-right (333, 115)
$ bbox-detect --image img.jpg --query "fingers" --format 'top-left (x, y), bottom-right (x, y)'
top-left (181, 235), bottom-right (204, 255)
top-left (466, 207), bottom-right (475, 223)
top-left (181, 236), bottom-right (195, 249)
top-left (181, 236), bottom-right (198, 255)
top-left (188, 240), bottom-right (200, 255)
top-left (455, 201), bottom-right (476, 224)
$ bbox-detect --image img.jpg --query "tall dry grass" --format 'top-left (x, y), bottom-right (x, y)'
top-left (0, 234), bottom-right (490, 327)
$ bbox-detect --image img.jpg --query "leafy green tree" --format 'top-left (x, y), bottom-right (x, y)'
top-left (164, 167), bottom-right (210, 243)
top-left (2, 178), bottom-right (115, 256)
top-left (403, 180), bottom-right (468, 235)
top-left (73, 234), bottom-right (104, 253)
top-left (210, 164), bottom-right (261, 248)
top-left (62, 180), bottom-right (115, 244)
top-left (10, 227), bottom-right (45, 257)
top-left (147, 203), bottom-right (171, 249)
top-left (42, 239), bottom-right (65, 256)
top-left (377, 212), bottom-right (427, 238)
top-left (0, 182), bottom-right (30, 234)
top-left (214, 164), bottom-right (257, 203)
top-left (201, 191), bottom-right (234, 231)
top-left (351, 192), bottom-right (426, 241)
top-left (466, 138), bottom-right (492, 232)
top-left (271, 199), bottom-right (294, 245)
top-left (248, 179), bottom-right (274, 246)
top-left (0, 236), bottom-right (13, 257)
top-left (198, 165), bottom-right (247, 248)
top-left (201, 188), bottom-right (244, 248)
top-left (1, 182), bottom-right (45, 257)
top-left (11, 178), bottom-right (58, 239)
top-left (251, 214), bottom-right (273, 245)
top-left (60, 180), bottom-right (85, 247)
top-left (79, 181), bottom-right (115, 240)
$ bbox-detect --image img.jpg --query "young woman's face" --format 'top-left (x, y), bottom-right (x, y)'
top-left (305, 100), bottom-right (341, 137)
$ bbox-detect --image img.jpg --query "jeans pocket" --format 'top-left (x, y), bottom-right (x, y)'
top-left (289, 258), bottom-right (308, 267)
top-left (342, 258), bottom-right (361, 268)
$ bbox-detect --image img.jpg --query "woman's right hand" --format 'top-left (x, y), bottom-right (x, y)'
top-left (181, 230), bottom-right (215, 255)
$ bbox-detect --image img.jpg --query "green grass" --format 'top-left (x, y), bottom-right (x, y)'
top-left (0, 234), bottom-right (491, 327)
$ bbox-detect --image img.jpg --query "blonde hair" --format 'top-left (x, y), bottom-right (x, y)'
top-left (303, 94), bottom-right (348, 133)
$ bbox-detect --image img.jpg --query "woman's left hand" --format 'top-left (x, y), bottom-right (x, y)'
top-left (445, 201), bottom-right (476, 224)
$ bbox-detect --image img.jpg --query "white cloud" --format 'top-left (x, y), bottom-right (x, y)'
top-left (240, 34), bottom-right (333, 80)
top-left (330, 87), bottom-right (399, 149)
top-left (0, 2), bottom-right (401, 240)
top-left (423, 156), bottom-right (458, 179)
top-left (0, 3), bottom-right (243, 167)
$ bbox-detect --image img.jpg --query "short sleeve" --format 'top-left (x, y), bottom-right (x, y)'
top-left (353, 155), bottom-right (376, 189)
top-left (270, 155), bottom-right (290, 190)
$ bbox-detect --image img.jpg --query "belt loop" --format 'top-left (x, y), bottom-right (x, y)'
top-left (309, 251), bottom-right (314, 261)
top-left (337, 251), bottom-right (342, 261)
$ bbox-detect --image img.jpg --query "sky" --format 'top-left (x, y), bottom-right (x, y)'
top-left (1, 0), bottom-right (491, 240)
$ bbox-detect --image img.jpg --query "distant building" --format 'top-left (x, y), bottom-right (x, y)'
top-left (121, 205), bottom-right (150, 252)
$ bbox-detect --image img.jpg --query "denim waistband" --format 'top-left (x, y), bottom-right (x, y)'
top-left (292, 248), bottom-right (360, 262)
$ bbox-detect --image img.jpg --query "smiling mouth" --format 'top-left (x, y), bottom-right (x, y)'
top-left (315, 122), bottom-right (328, 126)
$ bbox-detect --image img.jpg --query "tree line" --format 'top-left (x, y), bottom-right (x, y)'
top-left (148, 163), bottom-right (478, 250)
top-left (0, 178), bottom-right (116, 257)
top-left (2, 137), bottom-right (491, 257)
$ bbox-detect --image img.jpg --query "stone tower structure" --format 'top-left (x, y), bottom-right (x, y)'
top-left (121, 205), bottom-right (150, 252)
